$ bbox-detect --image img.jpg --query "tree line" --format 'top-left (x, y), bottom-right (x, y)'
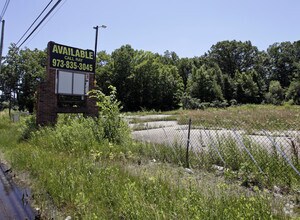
top-left (1, 40), bottom-right (300, 112)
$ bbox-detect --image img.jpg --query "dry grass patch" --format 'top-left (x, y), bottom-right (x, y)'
top-left (178, 104), bottom-right (300, 131)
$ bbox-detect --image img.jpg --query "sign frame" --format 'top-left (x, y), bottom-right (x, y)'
top-left (55, 70), bottom-right (89, 96)
top-left (49, 41), bottom-right (95, 73)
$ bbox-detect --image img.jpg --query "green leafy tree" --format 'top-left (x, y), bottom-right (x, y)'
top-left (156, 64), bottom-right (184, 110)
top-left (110, 45), bottom-right (136, 110)
top-left (252, 51), bottom-right (269, 102)
top-left (177, 58), bottom-right (192, 90)
top-left (130, 50), bottom-right (158, 110)
top-left (267, 42), bottom-right (295, 88)
top-left (130, 50), bottom-right (183, 110)
top-left (1, 45), bottom-right (46, 113)
top-left (95, 51), bottom-right (113, 94)
top-left (18, 48), bottom-right (46, 112)
top-left (292, 40), bottom-right (300, 81)
top-left (208, 40), bottom-right (260, 78)
top-left (160, 50), bottom-right (179, 66)
top-left (264, 80), bottom-right (284, 105)
top-left (285, 80), bottom-right (300, 104)
top-left (234, 70), bottom-right (259, 104)
top-left (98, 47), bottom-right (183, 111)
top-left (0, 44), bottom-right (20, 114)
top-left (207, 40), bottom-right (264, 102)
top-left (187, 64), bottom-right (224, 102)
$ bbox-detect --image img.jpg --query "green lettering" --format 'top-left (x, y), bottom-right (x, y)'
top-left (75, 49), bottom-right (80, 57)
top-left (63, 47), bottom-right (68, 55)
top-left (52, 45), bottom-right (64, 54)
top-left (68, 47), bottom-right (72, 56)
top-left (58, 45), bottom-right (63, 54)
top-left (80, 50), bottom-right (85, 58)
top-left (70, 48), bottom-right (75, 56)
top-left (52, 45), bottom-right (58, 53)
top-left (88, 51), bottom-right (93, 59)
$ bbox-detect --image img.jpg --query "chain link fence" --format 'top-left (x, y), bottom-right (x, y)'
top-left (129, 115), bottom-right (300, 188)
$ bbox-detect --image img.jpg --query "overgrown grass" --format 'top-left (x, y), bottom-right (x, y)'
top-left (0, 112), bottom-right (292, 219)
top-left (178, 104), bottom-right (300, 131)
top-left (195, 136), bottom-right (300, 190)
top-left (138, 134), bottom-right (300, 191)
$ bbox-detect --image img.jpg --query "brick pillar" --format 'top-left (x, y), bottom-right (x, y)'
top-left (36, 42), bottom-right (58, 126)
top-left (36, 68), bottom-right (57, 126)
top-left (85, 73), bottom-right (99, 118)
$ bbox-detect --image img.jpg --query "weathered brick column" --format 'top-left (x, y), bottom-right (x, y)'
top-left (36, 46), bottom-right (57, 126)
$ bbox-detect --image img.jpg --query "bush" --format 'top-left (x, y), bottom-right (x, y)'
top-left (20, 86), bottom-right (131, 151)
top-left (210, 100), bottom-right (228, 108)
top-left (286, 80), bottom-right (300, 105)
top-left (181, 94), bottom-right (203, 109)
top-left (30, 116), bottom-right (103, 154)
top-left (89, 86), bottom-right (131, 144)
top-left (181, 94), bottom-right (229, 110)
top-left (229, 99), bottom-right (237, 106)
top-left (19, 115), bottom-right (38, 140)
top-left (264, 81), bottom-right (284, 105)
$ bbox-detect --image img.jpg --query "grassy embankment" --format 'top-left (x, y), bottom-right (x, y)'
top-left (0, 108), bottom-right (298, 219)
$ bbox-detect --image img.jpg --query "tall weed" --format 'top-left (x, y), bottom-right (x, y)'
top-left (89, 86), bottom-right (131, 144)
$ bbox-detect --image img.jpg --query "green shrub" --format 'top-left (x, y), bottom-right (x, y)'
top-left (19, 115), bottom-right (38, 140)
top-left (181, 94), bottom-right (203, 110)
top-left (181, 95), bottom-right (228, 110)
top-left (265, 80), bottom-right (284, 105)
top-left (286, 80), bottom-right (300, 105)
top-left (90, 86), bottom-right (131, 144)
top-left (19, 85), bottom-right (131, 151)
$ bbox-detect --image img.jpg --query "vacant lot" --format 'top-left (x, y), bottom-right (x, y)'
top-left (0, 106), bottom-right (299, 219)
top-left (129, 105), bottom-right (300, 197)
top-left (129, 105), bottom-right (300, 157)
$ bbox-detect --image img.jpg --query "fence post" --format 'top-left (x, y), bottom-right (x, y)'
top-left (186, 118), bottom-right (192, 168)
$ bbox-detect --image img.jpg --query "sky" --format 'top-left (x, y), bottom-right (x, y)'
top-left (1, 0), bottom-right (300, 58)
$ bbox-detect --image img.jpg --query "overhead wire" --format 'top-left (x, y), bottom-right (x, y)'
top-left (17, 0), bottom-right (62, 48)
top-left (0, 0), bottom-right (10, 21)
top-left (0, 0), bottom-right (7, 20)
top-left (24, 0), bottom-right (68, 47)
top-left (16, 0), bottom-right (54, 45)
